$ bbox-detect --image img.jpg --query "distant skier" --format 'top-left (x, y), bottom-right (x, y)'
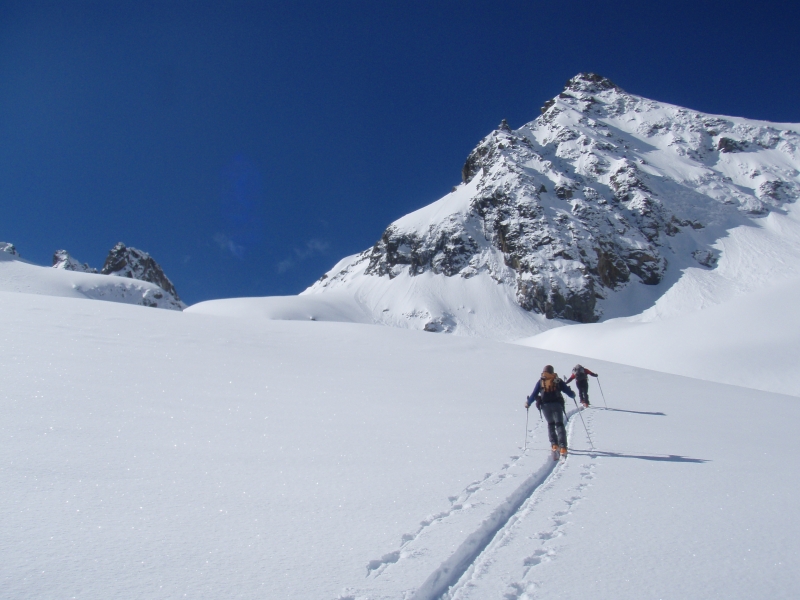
top-left (565, 364), bottom-right (598, 408)
top-left (526, 365), bottom-right (576, 458)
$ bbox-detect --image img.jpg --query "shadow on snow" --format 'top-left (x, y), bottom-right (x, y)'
top-left (600, 407), bottom-right (667, 416)
top-left (569, 450), bottom-right (709, 463)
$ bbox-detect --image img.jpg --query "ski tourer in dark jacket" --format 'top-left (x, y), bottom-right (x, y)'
top-left (525, 365), bottom-right (575, 456)
top-left (564, 364), bottom-right (597, 407)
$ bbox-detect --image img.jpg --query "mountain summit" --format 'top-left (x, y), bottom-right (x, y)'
top-left (101, 242), bottom-right (182, 303)
top-left (305, 73), bottom-right (800, 336)
top-left (52, 249), bottom-right (97, 273)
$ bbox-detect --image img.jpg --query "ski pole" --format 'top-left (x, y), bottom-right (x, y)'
top-left (596, 376), bottom-right (608, 409)
top-left (524, 406), bottom-right (530, 450)
top-left (571, 396), bottom-right (595, 449)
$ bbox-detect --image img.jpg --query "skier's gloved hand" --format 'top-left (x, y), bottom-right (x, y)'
top-left (525, 402), bottom-right (530, 409)
top-left (592, 373), bottom-right (598, 377)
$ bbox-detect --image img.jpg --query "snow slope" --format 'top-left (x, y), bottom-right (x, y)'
top-left (520, 198), bottom-right (800, 397)
top-left (2, 288), bottom-right (799, 599)
top-left (0, 251), bottom-right (182, 310)
top-left (189, 267), bottom-right (560, 339)
top-left (187, 291), bottom-right (373, 324)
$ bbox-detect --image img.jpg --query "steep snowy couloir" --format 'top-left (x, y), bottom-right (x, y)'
top-left (304, 73), bottom-right (800, 338)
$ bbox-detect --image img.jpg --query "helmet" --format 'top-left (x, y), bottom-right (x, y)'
top-left (543, 365), bottom-right (554, 374)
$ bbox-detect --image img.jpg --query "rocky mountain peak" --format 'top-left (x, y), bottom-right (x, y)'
top-left (310, 74), bottom-right (800, 331)
top-left (563, 72), bottom-right (620, 95)
top-left (52, 249), bottom-right (97, 273)
top-left (461, 122), bottom-right (522, 183)
top-left (1, 242), bottom-right (19, 256)
top-left (101, 242), bottom-right (181, 302)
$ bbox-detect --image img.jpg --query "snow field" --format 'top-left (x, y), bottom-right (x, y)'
top-left (442, 372), bottom-right (800, 599)
top-left (3, 290), bottom-right (799, 599)
top-left (0, 291), bottom-right (567, 598)
top-left (191, 269), bottom-right (558, 341)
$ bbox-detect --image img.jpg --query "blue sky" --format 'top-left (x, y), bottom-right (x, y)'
top-left (1, 1), bottom-right (798, 304)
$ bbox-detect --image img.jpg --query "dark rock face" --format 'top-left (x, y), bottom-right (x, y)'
top-left (363, 225), bottom-right (480, 279)
top-left (692, 249), bottom-right (718, 268)
top-left (717, 137), bottom-right (745, 153)
top-left (101, 242), bottom-right (181, 302)
top-left (757, 180), bottom-right (793, 203)
top-left (563, 72), bottom-right (620, 94)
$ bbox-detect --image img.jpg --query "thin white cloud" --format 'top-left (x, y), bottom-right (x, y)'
top-left (213, 233), bottom-right (245, 259)
top-left (277, 239), bottom-right (330, 273)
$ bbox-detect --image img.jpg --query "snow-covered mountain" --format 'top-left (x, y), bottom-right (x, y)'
top-left (305, 73), bottom-right (800, 338)
top-left (0, 242), bottom-right (183, 310)
top-left (52, 249), bottom-right (97, 273)
top-left (1, 241), bottom-right (19, 256)
top-left (100, 242), bottom-right (182, 305)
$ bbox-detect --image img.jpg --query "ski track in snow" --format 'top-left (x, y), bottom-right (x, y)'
top-left (363, 459), bottom-right (518, 577)
top-left (441, 409), bottom-right (598, 600)
top-left (353, 405), bottom-right (598, 600)
top-left (454, 411), bottom-right (599, 600)
top-left (363, 416), bottom-right (550, 580)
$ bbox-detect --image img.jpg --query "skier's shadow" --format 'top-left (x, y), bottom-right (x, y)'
top-left (569, 450), bottom-right (709, 463)
top-left (600, 407), bottom-right (666, 416)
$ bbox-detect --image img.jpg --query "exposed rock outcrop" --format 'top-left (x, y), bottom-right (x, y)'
top-left (52, 249), bottom-right (97, 273)
top-left (1, 242), bottom-right (19, 256)
top-left (101, 242), bottom-right (182, 304)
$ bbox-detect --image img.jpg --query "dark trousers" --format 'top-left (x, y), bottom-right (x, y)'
top-left (577, 380), bottom-right (589, 404)
top-left (541, 402), bottom-right (567, 448)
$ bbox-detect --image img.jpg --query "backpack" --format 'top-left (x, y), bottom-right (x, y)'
top-left (539, 372), bottom-right (562, 402)
top-left (573, 365), bottom-right (587, 382)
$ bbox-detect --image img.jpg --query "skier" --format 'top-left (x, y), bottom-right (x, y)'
top-left (564, 364), bottom-right (598, 408)
top-left (525, 365), bottom-right (576, 458)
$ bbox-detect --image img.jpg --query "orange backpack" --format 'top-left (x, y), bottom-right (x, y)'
top-left (541, 372), bottom-right (560, 394)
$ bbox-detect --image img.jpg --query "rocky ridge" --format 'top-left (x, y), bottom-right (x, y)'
top-left (52, 249), bottom-right (97, 273)
top-left (1, 242), bottom-right (19, 256)
top-left (1, 241), bottom-right (183, 311)
top-left (51, 246), bottom-right (183, 309)
top-left (4, 241), bottom-right (183, 310)
top-left (100, 242), bottom-right (182, 304)
top-left (308, 73), bottom-right (800, 325)
top-left (51, 242), bottom-right (182, 308)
